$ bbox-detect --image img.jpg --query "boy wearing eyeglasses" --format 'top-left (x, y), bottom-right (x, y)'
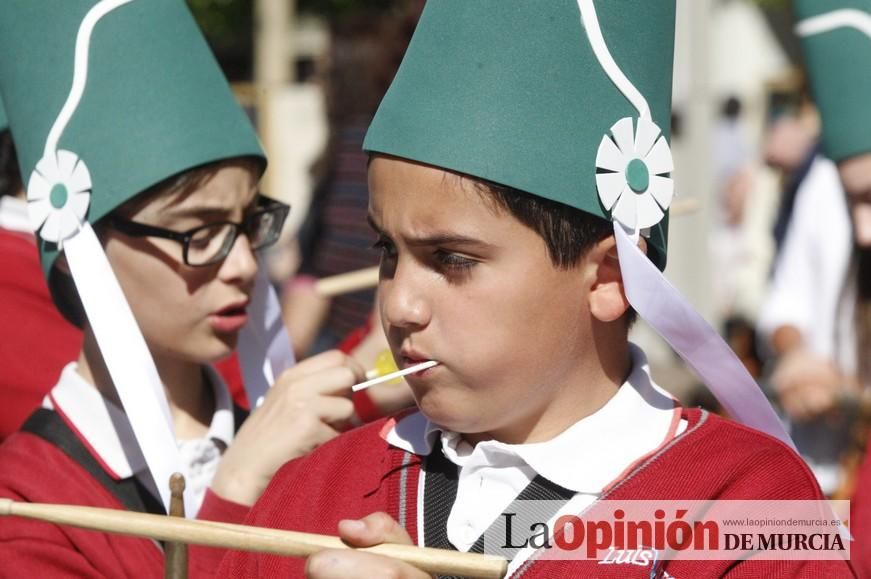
top-left (0, 0), bottom-right (364, 575)
top-left (219, 1), bottom-right (853, 577)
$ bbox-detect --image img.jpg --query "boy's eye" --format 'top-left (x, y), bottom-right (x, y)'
top-left (434, 250), bottom-right (476, 271)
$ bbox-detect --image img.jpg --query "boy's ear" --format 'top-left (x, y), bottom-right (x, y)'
top-left (587, 235), bottom-right (646, 323)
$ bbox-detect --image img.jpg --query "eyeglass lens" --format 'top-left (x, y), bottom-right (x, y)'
top-left (185, 209), bottom-right (283, 266)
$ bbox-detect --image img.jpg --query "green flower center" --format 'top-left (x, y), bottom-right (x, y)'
top-left (625, 158), bottom-right (649, 193)
top-left (49, 184), bottom-right (69, 209)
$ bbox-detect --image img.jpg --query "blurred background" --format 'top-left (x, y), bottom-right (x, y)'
top-left (187, 0), bottom-right (864, 498)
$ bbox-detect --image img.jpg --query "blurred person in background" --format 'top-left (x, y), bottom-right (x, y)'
top-left (711, 96), bottom-right (754, 319)
top-left (794, 1), bottom-right (871, 574)
top-left (284, 1), bottom-right (423, 359)
top-left (756, 83), bottom-right (855, 496)
top-left (757, 146), bottom-right (854, 494)
top-left (710, 95), bottom-right (769, 378)
top-left (0, 100), bottom-right (82, 441)
top-left (764, 97), bottom-right (821, 255)
top-left (283, 2), bottom-right (424, 421)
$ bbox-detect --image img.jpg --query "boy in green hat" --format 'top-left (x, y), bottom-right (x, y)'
top-left (0, 0), bottom-right (366, 575)
top-left (795, 0), bottom-right (871, 575)
top-left (220, 1), bottom-right (853, 576)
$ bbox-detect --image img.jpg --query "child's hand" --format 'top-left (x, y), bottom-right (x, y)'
top-left (773, 348), bottom-right (852, 420)
top-left (210, 350), bottom-right (364, 505)
top-left (306, 513), bottom-right (432, 579)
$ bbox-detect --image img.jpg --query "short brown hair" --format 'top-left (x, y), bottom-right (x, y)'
top-left (49, 157), bottom-right (262, 327)
top-left (470, 177), bottom-right (638, 327)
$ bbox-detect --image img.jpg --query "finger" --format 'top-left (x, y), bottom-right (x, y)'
top-left (337, 512), bottom-right (415, 548)
top-left (277, 366), bottom-right (360, 398)
top-left (278, 350), bottom-right (363, 382)
top-left (312, 396), bottom-right (356, 427)
top-left (306, 549), bottom-right (430, 579)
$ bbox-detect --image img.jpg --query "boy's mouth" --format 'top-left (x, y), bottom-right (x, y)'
top-left (399, 347), bottom-right (434, 368)
top-left (398, 349), bottom-right (440, 379)
top-left (209, 300), bottom-right (250, 333)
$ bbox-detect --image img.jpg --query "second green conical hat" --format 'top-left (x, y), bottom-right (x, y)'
top-left (0, 0), bottom-right (265, 277)
top-left (795, 0), bottom-right (871, 162)
top-left (364, 0), bottom-right (676, 270)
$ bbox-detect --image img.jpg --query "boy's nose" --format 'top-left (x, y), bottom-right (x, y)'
top-left (380, 266), bottom-right (432, 331)
top-left (219, 233), bottom-right (258, 285)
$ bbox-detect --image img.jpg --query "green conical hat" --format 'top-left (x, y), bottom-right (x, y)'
top-left (364, 0), bottom-right (676, 270)
top-left (795, 0), bottom-right (871, 162)
top-left (0, 0), bottom-right (265, 277)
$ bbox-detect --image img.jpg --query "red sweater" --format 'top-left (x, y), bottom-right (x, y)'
top-left (0, 430), bottom-right (247, 578)
top-left (0, 229), bottom-right (82, 440)
top-left (218, 408), bottom-right (855, 578)
top-left (851, 446), bottom-right (871, 578)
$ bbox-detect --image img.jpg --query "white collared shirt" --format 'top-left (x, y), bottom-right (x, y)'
top-left (43, 363), bottom-right (236, 515)
top-left (383, 344), bottom-right (685, 574)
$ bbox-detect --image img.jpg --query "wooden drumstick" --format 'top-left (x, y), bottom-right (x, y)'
top-left (165, 473), bottom-right (187, 579)
top-left (315, 266), bottom-right (379, 297)
top-left (0, 499), bottom-right (507, 579)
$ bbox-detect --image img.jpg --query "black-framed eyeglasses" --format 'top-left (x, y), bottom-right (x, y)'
top-left (107, 197), bottom-right (290, 267)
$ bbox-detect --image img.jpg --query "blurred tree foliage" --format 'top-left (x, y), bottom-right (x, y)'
top-left (186, 0), bottom-right (408, 80)
top-left (297, 0), bottom-right (399, 17)
top-left (749, 0), bottom-right (788, 8)
top-left (187, 0), bottom-right (253, 80)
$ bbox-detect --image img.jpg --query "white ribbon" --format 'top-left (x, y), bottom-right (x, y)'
top-left (65, 224), bottom-right (190, 510)
top-left (576, 0), bottom-right (650, 120)
top-left (615, 224), bottom-right (794, 448)
top-left (45, 0), bottom-right (135, 158)
top-left (237, 262), bottom-right (296, 407)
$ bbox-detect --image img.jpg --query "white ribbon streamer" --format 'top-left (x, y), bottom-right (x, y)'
top-left (614, 223), bottom-right (794, 448)
top-left (576, 0), bottom-right (651, 120)
top-left (237, 261), bottom-right (295, 407)
top-left (65, 225), bottom-right (190, 511)
top-left (796, 9), bottom-right (871, 38)
top-left (45, 0), bottom-right (135, 157)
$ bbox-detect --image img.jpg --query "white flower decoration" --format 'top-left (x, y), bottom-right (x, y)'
top-left (27, 150), bottom-right (92, 246)
top-left (595, 117), bottom-right (674, 231)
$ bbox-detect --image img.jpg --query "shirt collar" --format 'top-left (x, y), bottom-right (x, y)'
top-left (382, 344), bottom-right (681, 493)
top-left (0, 196), bottom-right (32, 234)
top-left (45, 363), bottom-right (236, 480)
top-left (204, 365), bottom-right (235, 449)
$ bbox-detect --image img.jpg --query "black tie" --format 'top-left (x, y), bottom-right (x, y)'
top-left (422, 439), bottom-right (575, 578)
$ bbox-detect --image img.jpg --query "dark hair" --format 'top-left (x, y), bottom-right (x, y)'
top-left (475, 179), bottom-right (612, 268)
top-left (49, 157), bottom-right (262, 327)
top-left (470, 178), bottom-right (638, 327)
top-left (0, 130), bottom-right (23, 198)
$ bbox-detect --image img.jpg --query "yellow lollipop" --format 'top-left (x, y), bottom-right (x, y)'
top-left (366, 349), bottom-right (401, 383)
